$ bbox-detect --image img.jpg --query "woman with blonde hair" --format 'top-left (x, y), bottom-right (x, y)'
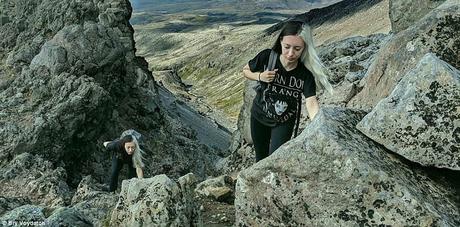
top-left (242, 20), bottom-right (332, 162)
top-left (103, 134), bottom-right (145, 192)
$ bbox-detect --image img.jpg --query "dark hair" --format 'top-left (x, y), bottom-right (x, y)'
top-left (272, 21), bottom-right (304, 54)
top-left (120, 135), bottom-right (134, 145)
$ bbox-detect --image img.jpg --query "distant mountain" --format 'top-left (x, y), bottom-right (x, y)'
top-left (129, 0), bottom-right (339, 13)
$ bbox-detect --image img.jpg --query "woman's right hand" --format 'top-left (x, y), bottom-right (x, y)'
top-left (103, 141), bottom-right (110, 147)
top-left (260, 69), bottom-right (277, 83)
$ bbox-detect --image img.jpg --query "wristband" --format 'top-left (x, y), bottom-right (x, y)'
top-left (258, 72), bottom-right (261, 81)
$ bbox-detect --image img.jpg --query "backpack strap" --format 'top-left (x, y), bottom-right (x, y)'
top-left (293, 97), bottom-right (302, 138)
top-left (266, 50), bottom-right (278, 71)
top-left (259, 50), bottom-right (278, 112)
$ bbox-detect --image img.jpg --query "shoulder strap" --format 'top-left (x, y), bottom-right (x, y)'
top-left (293, 97), bottom-right (302, 138)
top-left (266, 50), bottom-right (278, 71)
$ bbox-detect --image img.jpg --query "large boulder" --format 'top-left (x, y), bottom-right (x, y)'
top-left (110, 174), bottom-right (199, 226)
top-left (235, 107), bottom-right (459, 226)
top-left (349, 0), bottom-right (460, 111)
top-left (389, 0), bottom-right (447, 33)
top-left (357, 53), bottom-right (459, 170)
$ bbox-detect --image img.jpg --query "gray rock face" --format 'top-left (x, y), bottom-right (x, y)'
top-left (349, 0), bottom-right (460, 110)
top-left (389, 0), bottom-right (447, 33)
top-left (357, 53), bottom-right (460, 170)
top-left (239, 80), bottom-right (258, 145)
top-left (318, 34), bottom-right (388, 106)
top-left (0, 205), bottom-right (45, 225)
top-left (46, 207), bottom-right (93, 227)
top-left (71, 176), bottom-right (118, 227)
top-left (319, 34), bottom-right (387, 85)
top-left (0, 153), bottom-right (71, 208)
top-left (110, 174), bottom-right (199, 226)
top-left (235, 107), bottom-right (459, 226)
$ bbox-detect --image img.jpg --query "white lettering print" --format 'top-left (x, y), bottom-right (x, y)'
top-left (274, 74), bottom-right (286, 84)
top-left (271, 86), bottom-right (300, 98)
top-left (289, 76), bottom-right (304, 89)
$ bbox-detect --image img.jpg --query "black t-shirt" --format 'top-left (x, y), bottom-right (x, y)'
top-left (107, 139), bottom-right (133, 164)
top-left (249, 49), bottom-right (316, 126)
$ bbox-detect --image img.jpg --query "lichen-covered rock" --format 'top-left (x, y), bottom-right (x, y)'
top-left (0, 205), bottom-right (45, 225)
top-left (389, 0), bottom-right (447, 32)
top-left (110, 174), bottom-right (199, 227)
top-left (235, 107), bottom-right (460, 226)
top-left (70, 175), bottom-right (118, 227)
top-left (46, 207), bottom-right (92, 227)
top-left (0, 153), bottom-right (71, 209)
top-left (357, 53), bottom-right (460, 170)
top-left (349, 0), bottom-right (460, 111)
top-left (195, 175), bottom-right (235, 203)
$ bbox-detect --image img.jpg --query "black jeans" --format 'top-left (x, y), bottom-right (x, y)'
top-left (109, 156), bottom-right (136, 192)
top-left (251, 116), bottom-right (295, 162)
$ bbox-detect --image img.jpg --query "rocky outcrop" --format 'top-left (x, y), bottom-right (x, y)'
top-left (0, 153), bottom-right (71, 209)
top-left (357, 53), bottom-right (460, 170)
top-left (235, 107), bottom-right (460, 226)
top-left (319, 34), bottom-right (388, 106)
top-left (389, 0), bottom-right (447, 32)
top-left (70, 176), bottom-right (118, 226)
top-left (349, 0), bottom-right (460, 110)
top-left (110, 174), bottom-right (199, 226)
top-left (1, 0), bottom-right (223, 188)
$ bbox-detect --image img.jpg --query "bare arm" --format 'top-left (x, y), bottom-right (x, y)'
top-left (305, 96), bottom-right (319, 120)
top-left (242, 64), bottom-right (276, 83)
top-left (136, 168), bottom-right (144, 178)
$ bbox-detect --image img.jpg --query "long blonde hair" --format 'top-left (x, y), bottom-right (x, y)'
top-left (131, 136), bottom-right (145, 169)
top-left (273, 21), bottom-right (333, 95)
